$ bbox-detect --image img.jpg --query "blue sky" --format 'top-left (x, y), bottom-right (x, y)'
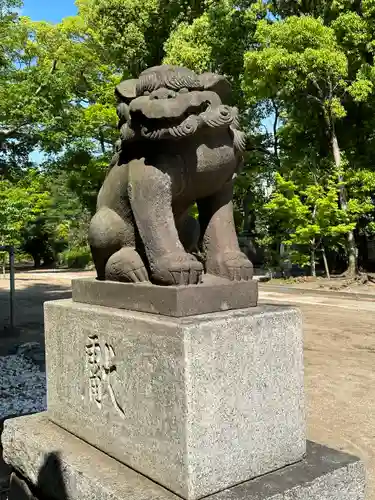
top-left (22, 0), bottom-right (77, 22)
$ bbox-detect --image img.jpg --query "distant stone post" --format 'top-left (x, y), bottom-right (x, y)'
top-left (0, 245), bottom-right (15, 333)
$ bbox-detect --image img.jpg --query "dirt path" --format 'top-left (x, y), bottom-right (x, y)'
top-left (260, 292), bottom-right (375, 499)
top-left (0, 273), bottom-right (374, 497)
top-left (305, 305), bottom-right (375, 500)
top-left (263, 275), bottom-right (375, 296)
top-left (0, 271), bottom-right (93, 354)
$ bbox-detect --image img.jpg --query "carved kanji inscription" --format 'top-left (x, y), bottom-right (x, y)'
top-left (85, 335), bottom-right (125, 418)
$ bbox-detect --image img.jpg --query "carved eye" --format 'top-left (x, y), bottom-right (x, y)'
top-left (179, 88), bottom-right (189, 94)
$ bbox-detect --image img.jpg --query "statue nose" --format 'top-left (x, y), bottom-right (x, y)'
top-left (150, 88), bottom-right (177, 100)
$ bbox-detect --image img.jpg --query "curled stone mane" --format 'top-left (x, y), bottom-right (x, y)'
top-left (136, 65), bottom-right (202, 95)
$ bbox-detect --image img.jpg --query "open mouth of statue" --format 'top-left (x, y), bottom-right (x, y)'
top-left (135, 102), bottom-right (234, 140)
top-left (136, 101), bottom-right (210, 130)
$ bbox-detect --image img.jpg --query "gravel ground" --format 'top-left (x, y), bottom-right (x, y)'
top-left (0, 355), bottom-right (46, 420)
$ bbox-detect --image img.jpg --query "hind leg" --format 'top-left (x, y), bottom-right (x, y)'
top-left (88, 207), bottom-right (148, 282)
top-left (197, 181), bottom-right (253, 281)
top-left (105, 247), bottom-right (149, 282)
top-left (176, 212), bottom-right (200, 253)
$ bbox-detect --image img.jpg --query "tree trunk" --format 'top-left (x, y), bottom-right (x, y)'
top-left (99, 128), bottom-right (106, 155)
top-left (310, 245), bottom-right (316, 277)
top-left (346, 230), bottom-right (357, 276)
top-left (271, 99), bottom-right (281, 169)
top-left (33, 255), bottom-right (41, 268)
top-left (331, 126), bottom-right (357, 276)
top-left (321, 245), bottom-right (330, 279)
top-left (242, 191), bottom-right (253, 234)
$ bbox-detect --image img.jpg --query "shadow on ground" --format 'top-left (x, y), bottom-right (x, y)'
top-left (8, 451), bottom-right (69, 500)
top-left (0, 282), bottom-right (71, 356)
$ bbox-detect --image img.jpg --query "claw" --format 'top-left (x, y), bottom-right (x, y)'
top-left (151, 252), bottom-right (204, 286)
top-left (205, 251), bottom-right (253, 282)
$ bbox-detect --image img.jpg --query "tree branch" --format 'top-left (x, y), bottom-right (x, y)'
top-left (0, 124), bottom-right (29, 139)
top-left (258, 123), bottom-right (270, 138)
top-left (35, 59), bottom-right (57, 96)
top-left (0, 59), bottom-right (58, 144)
top-left (328, 77), bottom-right (333, 101)
top-left (271, 99), bottom-right (281, 168)
top-left (309, 76), bottom-right (324, 99)
top-left (98, 127), bottom-right (106, 155)
top-left (307, 93), bottom-right (323, 105)
top-left (0, 127), bottom-right (19, 138)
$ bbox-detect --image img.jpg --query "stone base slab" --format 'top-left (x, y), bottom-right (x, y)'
top-left (44, 300), bottom-right (305, 499)
top-left (3, 414), bottom-right (365, 500)
top-left (71, 276), bottom-right (258, 317)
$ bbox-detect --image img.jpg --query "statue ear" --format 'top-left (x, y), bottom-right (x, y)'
top-left (115, 79), bottom-right (138, 103)
top-left (199, 73), bottom-right (232, 103)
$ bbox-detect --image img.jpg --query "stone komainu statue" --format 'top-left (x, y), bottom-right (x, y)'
top-left (88, 65), bottom-right (253, 286)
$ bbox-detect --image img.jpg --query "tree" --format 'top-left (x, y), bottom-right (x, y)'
top-left (3, 0), bottom-right (375, 277)
top-left (263, 170), bottom-right (373, 276)
top-left (76, 0), bottom-right (208, 75)
top-left (0, 10), bottom-right (120, 177)
top-left (243, 15), bottom-right (375, 275)
top-left (0, 0), bottom-right (22, 68)
top-left (44, 148), bottom-right (110, 215)
top-left (0, 169), bottom-right (50, 271)
top-left (20, 168), bottom-right (92, 267)
top-left (270, 0), bottom-right (362, 22)
top-left (164, 0), bottom-right (266, 106)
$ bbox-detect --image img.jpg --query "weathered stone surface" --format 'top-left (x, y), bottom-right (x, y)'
top-left (0, 419), bottom-right (12, 493)
top-left (2, 414), bottom-right (365, 500)
top-left (88, 65), bottom-right (253, 286)
top-left (72, 275), bottom-right (258, 317)
top-left (3, 414), bottom-right (177, 500)
top-left (44, 299), bottom-right (305, 500)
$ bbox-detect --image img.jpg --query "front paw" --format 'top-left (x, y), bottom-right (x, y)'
top-left (206, 251), bottom-right (253, 281)
top-left (150, 252), bottom-right (204, 286)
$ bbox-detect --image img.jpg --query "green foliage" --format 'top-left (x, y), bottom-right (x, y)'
top-left (164, 1), bottom-right (266, 106)
top-left (59, 246), bottom-right (92, 269)
top-left (0, 9), bottom-right (120, 178)
top-left (0, 170), bottom-right (50, 247)
top-left (263, 168), bottom-right (374, 272)
top-left (0, 169), bottom-right (52, 268)
top-left (76, 0), bottom-right (207, 74)
top-left (21, 217), bottom-right (64, 267)
top-left (241, 8), bottom-right (375, 273)
top-left (243, 16), bottom-right (349, 111)
top-left (189, 203), bottom-right (199, 220)
top-left (45, 148), bottom-right (109, 214)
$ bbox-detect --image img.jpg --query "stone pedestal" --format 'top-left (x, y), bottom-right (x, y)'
top-left (1, 278), bottom-right (366, 500)
top-left (45, 299), bottom-right (304, 500)
top-left (71, 275), bottom-right (259, 317)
